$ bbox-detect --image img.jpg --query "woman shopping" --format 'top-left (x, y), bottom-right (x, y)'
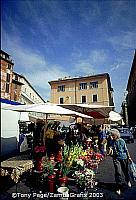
top-left (108, 129), bottom-right (132, 195)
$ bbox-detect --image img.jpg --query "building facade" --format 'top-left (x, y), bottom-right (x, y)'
top-left (49, 73), bottom-right (114, 106)
top-left (1, 50), bottom-right (14, 100)
top-left (126, 50), bottom-right (136, 127)
top-left (20, 75), bottom-right (45, 104)
top-left (11, 72), bottom-right (24, 102)
top-left (1, 50), bottom-right (45, 105)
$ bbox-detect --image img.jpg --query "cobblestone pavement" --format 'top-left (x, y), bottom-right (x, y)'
top-left (0, 140), bottom-right (136, 200)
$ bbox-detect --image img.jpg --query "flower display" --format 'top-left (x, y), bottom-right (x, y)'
top-left (73, 168), bottom-right (95, 189)
top-left (75, 159), bottom-right (84, 167)
top-left (39, 138), bottom-right (104, 191)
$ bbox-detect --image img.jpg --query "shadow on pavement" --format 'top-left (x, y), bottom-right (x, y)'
top-left (97, 182), bottom-right (117, 192)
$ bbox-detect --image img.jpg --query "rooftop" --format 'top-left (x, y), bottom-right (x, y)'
top-left (49, 73), bottom-right (109, 84)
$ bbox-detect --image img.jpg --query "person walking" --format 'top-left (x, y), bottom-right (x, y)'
top-left (108, 129), bottom-right (132, 195)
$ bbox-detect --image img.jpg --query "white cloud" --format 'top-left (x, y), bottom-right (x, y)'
top-left (27, 67), bottom-right (68, 89)
top-left (80, 1), bottom-right (101, 26)
top-left (108, 31), bottom-right (136, 49)
top-left (2, 31), bottom-right (69, 101)
top-left (107, 1), bottom-right (136, 28)
top-left (110, 64), bottom-right (120, 72)
top-left (26, 68), bottom-right (68, 101)
top-left (88, 50), bottom-right (108, 65)
top-left (2, 31), bottom-right (47, 71)
top-left (73, 59), bottom-right (96, 75)
top-left (70, 49), bottom-right (109, 75)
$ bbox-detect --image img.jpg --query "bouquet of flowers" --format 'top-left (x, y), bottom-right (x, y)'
top-left (73, 168), bottom-right (95, 189)
top-left (74, 158), bottom-right (84, 170)
top-left (42, 159), bottom-right (55, 177)
top-left (34, 145), bottom-right (46, 159)
top-left (34, 146), bottom-right (46, 153)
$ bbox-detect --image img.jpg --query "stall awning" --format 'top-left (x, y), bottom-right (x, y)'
top-left (3, 103), bottom-right (93, 119)
top-left (108, 111), bottom-right (122, 121)
top-left (59, 104), bottom-right (114, 119)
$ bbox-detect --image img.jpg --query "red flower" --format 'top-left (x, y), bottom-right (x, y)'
top-left (34, 146), bottom-right (46, 153)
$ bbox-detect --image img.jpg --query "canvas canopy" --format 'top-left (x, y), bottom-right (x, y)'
top-left (3, 103), bottom-right (92, 119)
top-left (1, 103), bottom-right (30, 122)
top-left (108, 111), bottom-right (122, 121)
top-left (59, 104), bottom-right (114, 119)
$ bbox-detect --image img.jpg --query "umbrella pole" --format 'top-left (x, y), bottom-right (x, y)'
top-left (32, 118), bottom-right (37, 159)
top-left (18, 112), bottom-right (21, 154)
top-left (43, 114), bottom-right (48, 146)
top-left (44, 114), bottom-right (48, 134)
top-left (109, 119), bottom-right (111, 129)
top-left (75, 116), bottom-right (78, 123)
top-left (82, 117), bottom-right (83, 125)
top-left (93, 118), bottom-right (95, 125)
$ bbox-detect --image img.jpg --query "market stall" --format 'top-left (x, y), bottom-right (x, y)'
top-left (2, 103), bottom-right (106, 194)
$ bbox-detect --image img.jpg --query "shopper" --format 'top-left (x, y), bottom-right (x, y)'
top-left (98, 125), bottom-right (107, 156)
top-left (108, 129), bottom-right (132, 195)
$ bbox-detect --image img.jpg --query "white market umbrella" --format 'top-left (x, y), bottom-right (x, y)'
top-left (108, 111), bottom-right (122, 121)
top-left (2, 103), bottom-right (93, 149)
top-left (3, 103), bottom-right (92, 119)
top-left (2, 103), bottom-right (30, 122)
top-left (59, 104), bottom-right (114, 119)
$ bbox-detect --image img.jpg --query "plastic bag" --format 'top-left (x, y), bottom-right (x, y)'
top-left (129, 161), bottom-right (136, 182)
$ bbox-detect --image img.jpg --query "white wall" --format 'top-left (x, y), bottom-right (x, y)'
top-left (1, 103), bottom-right (20, 156)
top-left (20, 77), bottom-right (45, 104)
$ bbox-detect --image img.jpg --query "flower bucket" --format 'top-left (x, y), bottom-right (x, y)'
top-left (59, 176), bottom-right (68, 186)
top-left (48, 174), bottom-right (55, 193)
top-left (57, 186), bottom-right (69, 200)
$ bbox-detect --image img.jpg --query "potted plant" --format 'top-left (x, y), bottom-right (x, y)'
top-left (74, 168), bottom-right (95, 192)
top-left (59, 163), bottom-right (70, 187)
top-left (42, 159), bottom-right (56, 192)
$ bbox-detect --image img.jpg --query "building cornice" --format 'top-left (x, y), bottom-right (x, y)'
top-left (49, 72), bottom-right (113, 91)
top-left (0, 50), bottom-right (14, 65)
top-left (0, 56), bottom-right (14, 65)
top-left (48, 73), bottom-right (109, 85)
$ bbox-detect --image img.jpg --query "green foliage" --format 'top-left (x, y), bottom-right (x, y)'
top-left (43, 160), bottom-right (54, 175)
top-left (61, 163), bottom-right (70, 176)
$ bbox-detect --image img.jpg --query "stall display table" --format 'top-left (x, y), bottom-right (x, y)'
top-left (0, 154), bottom-right (34, 183)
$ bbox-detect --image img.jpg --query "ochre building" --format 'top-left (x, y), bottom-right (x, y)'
top-left (49, 73), bottom-right (114, 106)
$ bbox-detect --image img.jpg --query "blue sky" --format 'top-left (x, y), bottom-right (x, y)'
top-left (1, 0), bottom-right (136, 112)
